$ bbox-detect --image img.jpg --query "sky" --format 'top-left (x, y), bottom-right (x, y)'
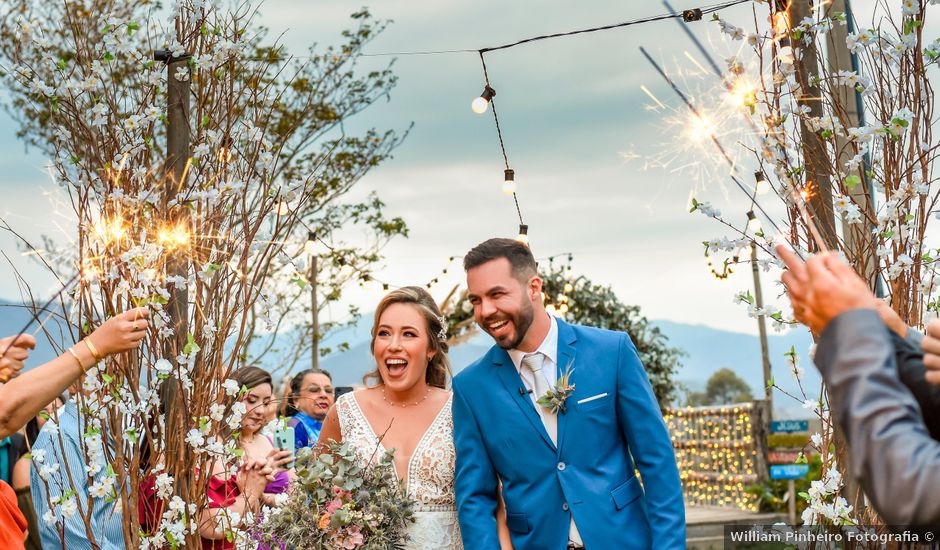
top-left (0, 0), bottom-right (898, 336)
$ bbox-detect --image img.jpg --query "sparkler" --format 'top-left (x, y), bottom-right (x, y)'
top-left (660, 0), bottom-right (831, 254)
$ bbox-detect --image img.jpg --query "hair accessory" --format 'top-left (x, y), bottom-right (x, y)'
top-left (437, 315), bottom-right (448, 341)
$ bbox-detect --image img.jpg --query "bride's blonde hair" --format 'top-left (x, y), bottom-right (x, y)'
top-left (363, 286), bottom-right (451, 389)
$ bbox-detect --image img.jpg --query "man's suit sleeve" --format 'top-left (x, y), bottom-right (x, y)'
top-left (816, 309), bottom-right (940, 525)
top-left (615, 333), bottom-right (686, 547)
top-left (452, 375), bottom-right (501, 550)
top-left (889, 331), bottom-right (940, 440)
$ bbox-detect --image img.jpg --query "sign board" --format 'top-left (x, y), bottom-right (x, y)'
top-left (770, 464), bottom-right (810, 480)
top-left (770, 420), bottom-right (809, 433)
top-left (768, 450), bottom-right (802, 464)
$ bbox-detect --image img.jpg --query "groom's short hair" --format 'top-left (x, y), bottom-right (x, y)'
top-left (463, 238), bottom-right (538, 283)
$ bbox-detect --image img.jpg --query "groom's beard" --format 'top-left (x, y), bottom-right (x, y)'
top-left (486, 298), bottom-right (535, 350)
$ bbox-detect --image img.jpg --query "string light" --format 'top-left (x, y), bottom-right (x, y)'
top-left (471, 85), bottom-right (496, 114)
top-left (746, 210), bottom-right (763, 236)
top-left (516, 224), bottom-right (529, 246)
top-left (755, 171), bottom-right (770, 195)
top-left (502, 168), bottom-right (516, 195)
top-left (663, 404), bottom-right (759, 511)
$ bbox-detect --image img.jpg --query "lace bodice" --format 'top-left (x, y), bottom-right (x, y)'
top-left (336, 391), bottom-right (462, 549)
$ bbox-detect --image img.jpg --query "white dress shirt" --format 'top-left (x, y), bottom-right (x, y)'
top-left (508, 314), bottom-right (559, 408)
top-left (507, 314), bottom-right (584, 547)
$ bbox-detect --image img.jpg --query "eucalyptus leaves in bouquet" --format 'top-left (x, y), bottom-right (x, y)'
top-left (258, 441), bottom-right (414, 549)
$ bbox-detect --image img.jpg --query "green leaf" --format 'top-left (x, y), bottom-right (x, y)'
top-left (204, 263), bottom-right (222, 274)
top-left (183, 333), bottom-right (201, 355)
top-left (843, 174), bottom-right (861, 189)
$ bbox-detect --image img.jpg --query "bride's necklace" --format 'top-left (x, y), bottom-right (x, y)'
top-left (382, 386), bottom-right (431, 408)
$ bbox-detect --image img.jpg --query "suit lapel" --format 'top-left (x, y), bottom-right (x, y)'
top-left (492, 348), bottom-right (556, 451)
top-left (555, 319), bottom-right (578, 453)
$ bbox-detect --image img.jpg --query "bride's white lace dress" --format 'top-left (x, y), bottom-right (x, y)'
top-left (336, 392), bottom-right (463, 549)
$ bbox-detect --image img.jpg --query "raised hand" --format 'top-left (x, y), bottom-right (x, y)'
top-left (921, 320), bottom-right (940, 386)
top-left (85, 307), bottom-right (150, 357)
top-left (777, 245), bottom-right (877, 335)
top-left (0, 334), bottom-right (37, 383)
top-left (266, 447), bottom-right (294, 472)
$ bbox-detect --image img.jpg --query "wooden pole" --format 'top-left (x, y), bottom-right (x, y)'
top-left (751, 242), bottom-right (773, 412)
top-left (787, 0), bottom-right (839, 250)
top-left (161, 52), bottom-right (191, 351)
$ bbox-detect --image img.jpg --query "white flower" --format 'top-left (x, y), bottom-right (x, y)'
top-left (60, 497), bottom-right (77, 519)
top-left (30, 449), bottom-right (46, 464)
top-left (209, 403), bottom-right (225, 423)
top-left (227, 402), bottom-right (247, 430)
top-left (38, 463), bottom-right (59, 481)
top-left (185, 428), bottom-right (205, 449)
top-left (273, 492), bottom-right (289, 507)
top-left (155, 472), bottom-right (174, 499)
top-left (42, 510), bottom-right (56, 525)
top-left (154, 359), bottom-right (173, 375)
top-left (223, 379), bottom-right (240, 397)
top-left (89, 478), bottom-right (113, 499)
top-left (811, 433), bottom-right (823, 448)
top-left (902, 0), bottom-right (921, 16)
top-left (174, 66), bottom-right (190, 82)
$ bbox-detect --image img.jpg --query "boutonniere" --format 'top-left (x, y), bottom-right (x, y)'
top-left (536, 366), bottom-right (576, 414)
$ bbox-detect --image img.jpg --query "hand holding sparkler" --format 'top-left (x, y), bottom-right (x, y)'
top-left (85, 307), bottom-right (150, 358)
top-left (0, 333), bottom-right (36, 383)
top-left (919, 323), bottom-right (940, 387)
top-left (777, 244), bottom-right (877, 335)
top-left (0, 306), bottom-right (150, 439)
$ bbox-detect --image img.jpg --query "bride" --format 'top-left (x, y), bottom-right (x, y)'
top-left (318, 286), bottom-right (511, 549)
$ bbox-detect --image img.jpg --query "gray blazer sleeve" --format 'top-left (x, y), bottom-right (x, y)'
top-left (906, 326), bottom-right (925, 348)
top-left (815, 309), bottom-right (940, 525)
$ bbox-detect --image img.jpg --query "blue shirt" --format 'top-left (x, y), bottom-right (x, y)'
top-left (30, 401), bottom-right (125, 549)
top-left (288, 412), bottom-right (323, 449)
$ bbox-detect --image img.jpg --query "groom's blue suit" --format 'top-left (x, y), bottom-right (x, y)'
top-left (452, 319), bottom-right (685, 549)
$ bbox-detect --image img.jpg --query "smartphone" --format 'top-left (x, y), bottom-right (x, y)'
top-left (274, 424), bottom-right (295, 469)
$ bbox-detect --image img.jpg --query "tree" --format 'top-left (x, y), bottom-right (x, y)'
top-left (442, 258), bottom-right (685, 408)
top-left (0, 2), bottom-right (409, 379)
top-left (0, 1), bottom-right (408, 546)
top-left (686, 367), bottom-right (753, 407)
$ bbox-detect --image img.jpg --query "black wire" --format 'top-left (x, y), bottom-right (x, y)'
top-left (478, 0), bottom-right (748, 54)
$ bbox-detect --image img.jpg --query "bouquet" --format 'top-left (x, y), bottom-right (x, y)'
top-left (257, 441), bottom-right (414, 549)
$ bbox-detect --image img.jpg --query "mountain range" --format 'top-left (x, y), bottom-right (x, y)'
top-left (0, 299), bottom-right (818, 417)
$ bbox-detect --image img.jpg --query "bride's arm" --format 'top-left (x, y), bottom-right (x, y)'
top-left (496, 483), bottom-right (514, 550)
top-left (314, 405), bottom-right (342, 454)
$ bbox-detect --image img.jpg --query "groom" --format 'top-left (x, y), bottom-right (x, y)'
top-left (452, 238), bottom-right (685, 549)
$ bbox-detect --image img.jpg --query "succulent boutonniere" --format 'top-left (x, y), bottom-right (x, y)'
top-left (536, 366), bottom-right (576, 414)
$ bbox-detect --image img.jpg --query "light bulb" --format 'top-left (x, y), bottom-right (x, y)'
top-left (755, 171), bottom-right (770, 195)
top-left (746, 211), bottom-right (763, 235)
top-left (564, 282), bottom-right (574, 293)
top-left (471, 85), bottom-right (496, 115)
top-left (516, 224), bottom-right (529, 246)
top-left (502, 168), bottom-right (516, 195)
top-left (304, 231), bottom-right (319, 256)
top-left (277, 201), bottom-right (290, 215)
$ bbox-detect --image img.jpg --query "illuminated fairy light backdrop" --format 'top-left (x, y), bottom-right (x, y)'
top-left (664, 402), bottom-right (765, 511)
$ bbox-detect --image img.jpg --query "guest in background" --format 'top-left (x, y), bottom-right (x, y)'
top-left (13, 395), bottom-right (64, 550)
top-left (23, 307), bottom-right (149, 549)
top-left (286, 368), bottom-right (334, 449)
top-left (198, 367), bottom-right (294, 548)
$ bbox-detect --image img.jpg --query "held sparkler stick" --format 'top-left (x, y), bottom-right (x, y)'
top-left (0, 273), bottom-right (80, 362)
